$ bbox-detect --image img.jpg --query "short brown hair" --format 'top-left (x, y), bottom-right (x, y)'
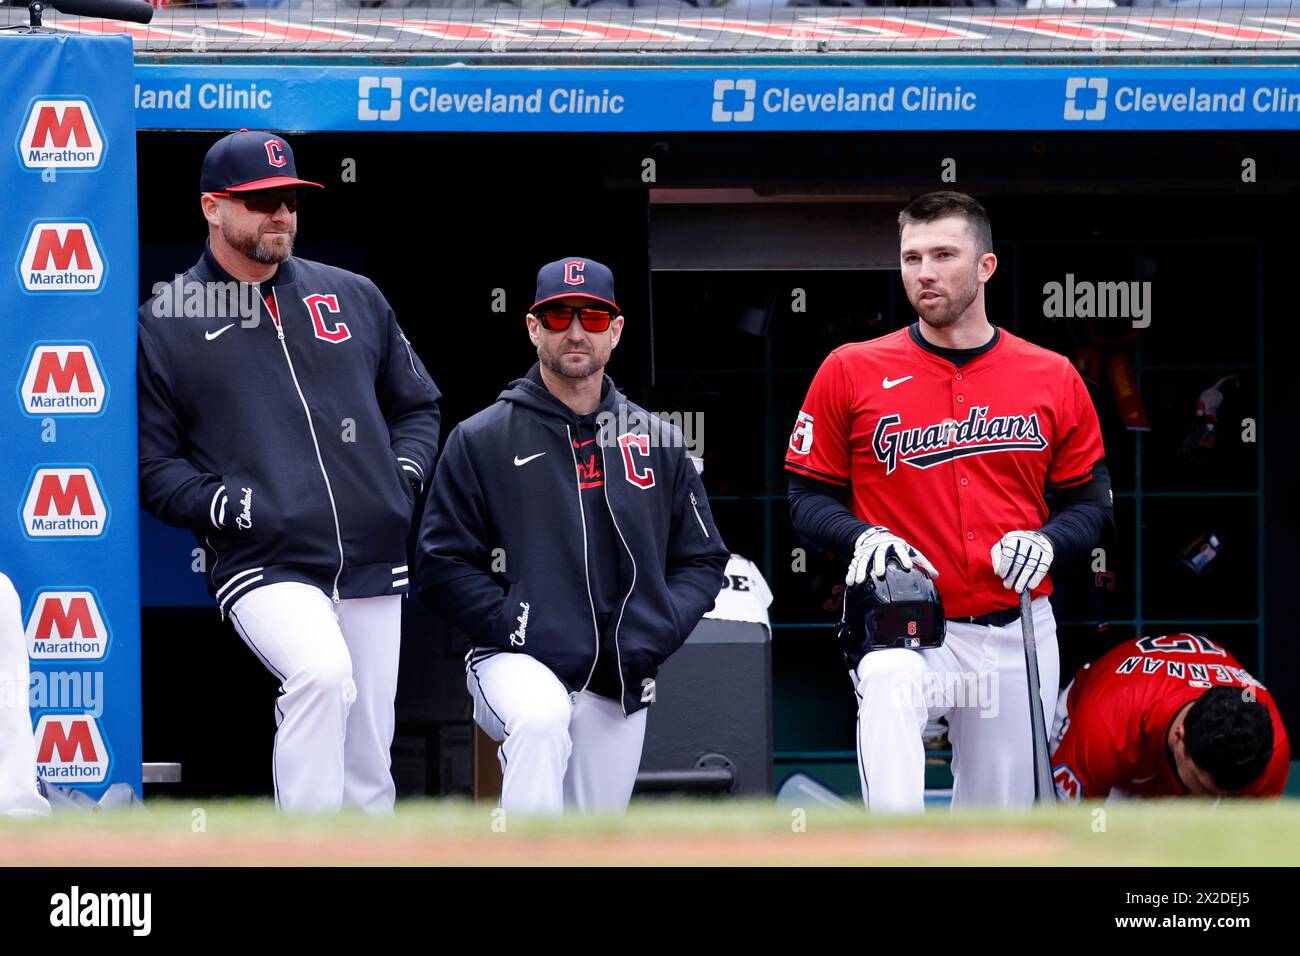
top-left (898, 191), bottom-right (993, 257)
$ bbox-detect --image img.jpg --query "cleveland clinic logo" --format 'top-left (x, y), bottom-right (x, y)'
top-left (358, 77), bottom-right (402, 121)
top-left (1064, 77), bottom-right (1108, 121)
top-left (712, 79), bottom-right (756, 123)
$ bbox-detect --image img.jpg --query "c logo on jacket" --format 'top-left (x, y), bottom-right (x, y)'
top-left (618, 433), bottom-right (655, 489)
top-left (304, 293), bottom-right (351, 344)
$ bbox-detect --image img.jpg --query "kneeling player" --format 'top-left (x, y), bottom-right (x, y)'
top-left (1051, 633), bottom-right (1289, 800)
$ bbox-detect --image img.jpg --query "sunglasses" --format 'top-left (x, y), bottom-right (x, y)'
top-left (534, 306), bottom-right (615, 333)
top-left (211, 189), bottom-right (300, 214)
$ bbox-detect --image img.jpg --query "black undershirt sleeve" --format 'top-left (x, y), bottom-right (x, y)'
top-left (787, 473), bottom-right (876, 561)
top-left (1039, 461), bottom-right (1115, 566)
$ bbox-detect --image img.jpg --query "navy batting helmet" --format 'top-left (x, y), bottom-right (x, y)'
top-left (835, 558), bottom-right (945, 672)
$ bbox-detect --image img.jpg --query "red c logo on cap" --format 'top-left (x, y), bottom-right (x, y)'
top-left (265, 140), bottom-right (287, 168)
top-left (563, 260), bottom-right (585, 286)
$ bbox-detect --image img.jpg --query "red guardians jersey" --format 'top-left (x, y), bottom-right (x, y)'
top-left (785, 327), bottom-right (1104, 618)
top-left (1052, 635), bottom-right (1290, 800)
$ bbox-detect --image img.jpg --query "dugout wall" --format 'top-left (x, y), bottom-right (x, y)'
top-left (132, 124), bottom-right (1300, 797)
top-left (41, 5), bottom-right (1287, 794)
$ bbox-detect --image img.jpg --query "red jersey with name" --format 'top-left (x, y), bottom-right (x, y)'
top-left (785, 327), bottom-right (1104, 618)
top-left (1052, 636), bottom-right (1290, 800)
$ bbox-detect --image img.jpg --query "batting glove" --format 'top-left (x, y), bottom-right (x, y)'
top-left (847, 526), bottom-right (940, 586)
top-left (991, 530), bottom-right (1055, 593)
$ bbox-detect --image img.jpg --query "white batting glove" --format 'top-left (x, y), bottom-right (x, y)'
top-left (846, 526), bottom-right (940, 586)
top-left (991, 530), bottom-right (1055, 593)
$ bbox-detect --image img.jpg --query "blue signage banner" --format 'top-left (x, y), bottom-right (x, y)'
top-left (1, 34), bottom-right (141, 800)
top-left (131, 64), bottom-right (1300, 133)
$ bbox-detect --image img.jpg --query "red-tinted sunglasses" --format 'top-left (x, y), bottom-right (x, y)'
top-left (211, 189), bottom-right (300, 214)
top-left (534, 306), bottom-right (615, 333)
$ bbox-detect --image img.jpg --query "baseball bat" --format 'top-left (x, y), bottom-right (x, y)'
top-left (1018, 589), bottom-right (1056, 804)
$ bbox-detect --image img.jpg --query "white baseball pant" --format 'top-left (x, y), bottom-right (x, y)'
top-left (852, 595), bottom-right (1059, 813)
top-left (0, 572), bottom-right (50, 817)
top-left (467, 651), bottom-right (647, 816)
top-left (229, 581), bottom-right (402, 813)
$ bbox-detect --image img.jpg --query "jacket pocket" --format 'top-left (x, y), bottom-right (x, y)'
top-left (393, 455), bottom-right (416, 509)
top-left (483, 582), bottom-right (528, 652)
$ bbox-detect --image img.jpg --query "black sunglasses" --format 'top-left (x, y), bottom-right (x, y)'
top-left (213, 189), bottom-right (300, 214)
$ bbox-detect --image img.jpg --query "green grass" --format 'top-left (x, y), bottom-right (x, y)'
top-left (2, 798), bottom-right (1297, 865)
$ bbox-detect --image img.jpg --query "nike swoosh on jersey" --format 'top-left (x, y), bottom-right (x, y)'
top-left (882, 375), bottom-right (913, 389)
top-left (205, 324), bottom-right (236, 341)
top-left (514, 453), bottom-right (546, 466)
top-left (572, 439), bottom-right (596, 449)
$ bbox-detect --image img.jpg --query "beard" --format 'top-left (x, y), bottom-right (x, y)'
top-left (911, 267), bottom-right (980, 329)
top-left (222, 219), bottom-right (295, 265)
top-left (538, 340), bottom-right (606, 380)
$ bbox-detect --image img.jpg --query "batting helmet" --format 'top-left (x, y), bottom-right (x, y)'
top-left (835, 558), bottom-right (945, 672)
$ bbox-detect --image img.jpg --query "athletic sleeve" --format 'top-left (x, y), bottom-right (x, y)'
top-left (413, 426), bottom-right (513, 650)
top-left (1051, 700), bottom-right (1122, 801)
top-left (376, 299), bottom-right (442, 495)
top-left (784, 350), bottom-right (852, 487)
top-left (1047, 362), bottom-right (1106, 489)
top-left (137, 321), bottom-right (229, 535)
top-left (786, 472), bottom-right (873, 560)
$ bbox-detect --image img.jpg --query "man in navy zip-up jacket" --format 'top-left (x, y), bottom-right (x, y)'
top-left (138, 131), bottom-right (441, 812)
top-left (415, 257), bottom-right (728, 815)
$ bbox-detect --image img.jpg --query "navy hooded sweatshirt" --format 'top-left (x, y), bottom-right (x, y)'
top-left (415, 363), bottom-right (729, 715)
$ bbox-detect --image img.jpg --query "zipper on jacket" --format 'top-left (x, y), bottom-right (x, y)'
top-left (399, 331), bottom-right (427, 384)
top-left (271, 289), bottom-right (346, 603)
top-left (689, 490), bottom-right (711, 539)
top-left (567, 425), bottom-right (603, 695)
top-left (601, 444), bottom-right (638, 716)
top-left (205, 534), bottom-right (227, 620)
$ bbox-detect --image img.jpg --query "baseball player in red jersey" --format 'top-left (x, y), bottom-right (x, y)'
top-left (786, 191), bottom-right (1113, 812)
top-left (1052, 634), bottom-right (1290, 800)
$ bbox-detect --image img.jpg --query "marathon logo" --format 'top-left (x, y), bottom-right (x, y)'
top-left (26, 590), bottom-right (110, 660)
top-left (16, 98), bottom-right (105, 170)
top-left (34, 714), bottom-right (109, 784)
top-left (1053, 766), bottom-right (1083, 802)
top-left (20, 466), bottom-right (110, 539)
top-left (872, 406), bottom-right (1047, 475)
top-left (17, 221), bottom-right (106, 293)
top-left (20, 344), bottom-right (107, 416)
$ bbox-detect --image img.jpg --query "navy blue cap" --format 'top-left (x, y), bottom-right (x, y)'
top-left (530, 257), bottom-right (620, 315)
top-left (200, 129), bottom-right (324, 194)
